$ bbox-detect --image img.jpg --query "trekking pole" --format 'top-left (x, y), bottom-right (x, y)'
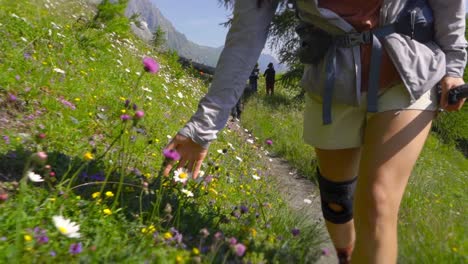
top-left (437, 83), bottom-right (468, 105)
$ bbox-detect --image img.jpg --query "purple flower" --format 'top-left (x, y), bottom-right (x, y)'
top-left (229, 237), bottom-right (237, 245)
top-left (120, 114), bottom-right (131, 121)
top-left (59, 98), bottom-right (76, 110)
top-left (214, 231), bottom-right (223, 240)
top-left (69, 242), bottom-right (82, 255)
top-left (15, 75), bottom-right (20, 81)
top-left (322, 248), bottom-right (331, 256)
top-left (240, 205), bottom-right (249, 214)
top-left (124, 99), bottom-right (131, 108)
top-left (90, 172), bottom-right (105, 181)
top-left (291, 228), bottom-right (300, 237)
top-left (234, 243), bottom-right (247, 257)
top-left (3, 136), bottom-right (10, 144)
top-left (37, 235), bottom-right (49, 244)
top-left (204, 175), bottom-right (213, 183)
top-left (50, 251), bottom-right (56, 257)
top-left (163, 149), bottom-right (181, 161)
top-left (143, 57), bottom-right (159, 74)
top-left (265, 139), bottom-right (273, 145)
top-left (132, 103), bottom-right (138, 111)
top-left (8, 94), bottom-right (17, 102)
top-left (24, 52), bottom-right (32, 59)
top-left (134, 110), bottom-right (144, 120)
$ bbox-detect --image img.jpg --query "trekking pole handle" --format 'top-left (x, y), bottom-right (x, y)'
top-left (437, 83), bottom-right (468, 105)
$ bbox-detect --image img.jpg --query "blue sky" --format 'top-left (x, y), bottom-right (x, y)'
top-left (152, 0), bottom-right (468, 50)
top-left (151, 0), bottom-right (230, 48)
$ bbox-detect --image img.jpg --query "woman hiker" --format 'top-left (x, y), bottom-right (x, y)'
top-left (162, 0), bottom-right (467, 263)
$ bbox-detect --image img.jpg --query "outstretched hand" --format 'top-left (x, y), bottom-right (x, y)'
top-left (162, 134), bottom-right (208, 179)
top-left (439, 76), bottom-right (466, 111)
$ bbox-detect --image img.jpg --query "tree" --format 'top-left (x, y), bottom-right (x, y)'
top-left (152, 26), bottom-right (166, 50)
top-left (92, 0), bottom-right (130, 35)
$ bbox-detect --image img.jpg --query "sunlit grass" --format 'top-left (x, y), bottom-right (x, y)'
top-left (0, 0), bottom-right (322, 262)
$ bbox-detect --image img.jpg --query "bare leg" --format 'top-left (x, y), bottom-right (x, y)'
top-left (315, 147), bottom-right (361, 261)
top-left (352, 110), bottom-right (434, 264)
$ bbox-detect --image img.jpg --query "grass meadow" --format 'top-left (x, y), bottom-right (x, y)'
top-left (0, 0), bottom-right (323, 263)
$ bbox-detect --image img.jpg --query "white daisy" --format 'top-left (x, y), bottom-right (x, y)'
top-left (252, 175), bottom-right (261, 181)
top-left (53, 68), bottom-right (65, 74)
top-left (173, 168), bottom-right (190, 184)
top-left (27, 171), bottom-right (44, 182)
top-left (142, 87), bottom-right (152, 92)
top-left (181, 189), bottom-right (194, 197)
top-left (52, 215), bottom-right (81, 238)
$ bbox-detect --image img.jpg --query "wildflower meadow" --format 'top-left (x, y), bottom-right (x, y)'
top-left (0, 0), bottom-right (324, 263)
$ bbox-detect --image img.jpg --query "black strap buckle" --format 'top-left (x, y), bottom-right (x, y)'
top-left (337, 31), bottom-right (372, 47)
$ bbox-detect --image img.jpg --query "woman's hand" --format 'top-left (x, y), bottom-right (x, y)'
top-left (162, 134), bottom-right (208, 179)
top-left (439, 76), bottom-right (466, 111)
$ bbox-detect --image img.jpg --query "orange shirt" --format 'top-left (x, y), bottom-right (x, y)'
top-left (318, 0), bottom-right (401, 91)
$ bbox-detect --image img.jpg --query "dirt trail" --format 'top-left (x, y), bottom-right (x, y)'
top-left (228, 120), bottom-right (337, 264)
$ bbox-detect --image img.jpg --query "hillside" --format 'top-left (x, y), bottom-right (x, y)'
top-left (124, 0), bottom-right (286, 72)
top-left (0, 0), bottom-right (321, 262)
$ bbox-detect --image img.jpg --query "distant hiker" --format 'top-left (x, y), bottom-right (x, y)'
top-left (249, 63), bottom-right (260, 93)
top-left (163, 1), bottom-right (466, 263)
top-left (263, 62), bottom-right (275, 96)
top-left (230, 84), bottom-right (249, 122)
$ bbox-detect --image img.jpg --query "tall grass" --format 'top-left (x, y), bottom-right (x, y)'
top-left (0, 0), bottom-right (323, 262)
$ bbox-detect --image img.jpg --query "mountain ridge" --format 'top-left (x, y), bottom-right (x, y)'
top-left (124, 0), bottom-right (285, 72)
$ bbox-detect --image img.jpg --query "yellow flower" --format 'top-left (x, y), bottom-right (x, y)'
top-left (84, 152), bottom-right (94, 161)
top-left (192, 247), bottom-right (200, 255)
top-left (141, 228), bottom-right (148, 234)
top-left (119, 97), bottom-right (126, 101)
top-left (175, 255), bottom-right (184, 263)
top-left (163, 232), bottom-right (173, 240)
top-left (24, 235), bottom-right (33, 241)
top-left (250, 228), bottom-right (257, 238)
top-left (209, 188), bottom-right (218, 196)
top-left (144, 173), bottom-right (151, 179)
top-left (121, 109), bottom-right (126, 114)
top-left (103, 208), bottom-right (112, 215)
top-left (74, 98), bottom-right (81, 102)
top-left (92, 192), bottom-right (101, 199)
top-left (105, 191), bottom-right (114, 198)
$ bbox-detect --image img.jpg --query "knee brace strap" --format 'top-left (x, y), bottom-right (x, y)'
top-left (317, 169), bottom-right (357, 224)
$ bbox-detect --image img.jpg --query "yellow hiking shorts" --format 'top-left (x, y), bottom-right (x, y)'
top-left (303, 84), bottom-right (438, 149)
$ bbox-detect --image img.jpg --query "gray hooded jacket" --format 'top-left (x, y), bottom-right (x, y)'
top-left (179, 0), bottom-right (467, 148)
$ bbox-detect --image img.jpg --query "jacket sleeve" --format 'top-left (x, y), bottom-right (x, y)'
top-left (178, 0), bottom-right (279, 148)
top-left (429, 0), bottom-right (468, 77)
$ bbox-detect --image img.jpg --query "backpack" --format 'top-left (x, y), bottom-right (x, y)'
top-left (291, 0), bottom-right (434, 124)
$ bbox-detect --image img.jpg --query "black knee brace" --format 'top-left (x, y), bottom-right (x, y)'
top-left (317, 169), bottom-right (357, 224)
